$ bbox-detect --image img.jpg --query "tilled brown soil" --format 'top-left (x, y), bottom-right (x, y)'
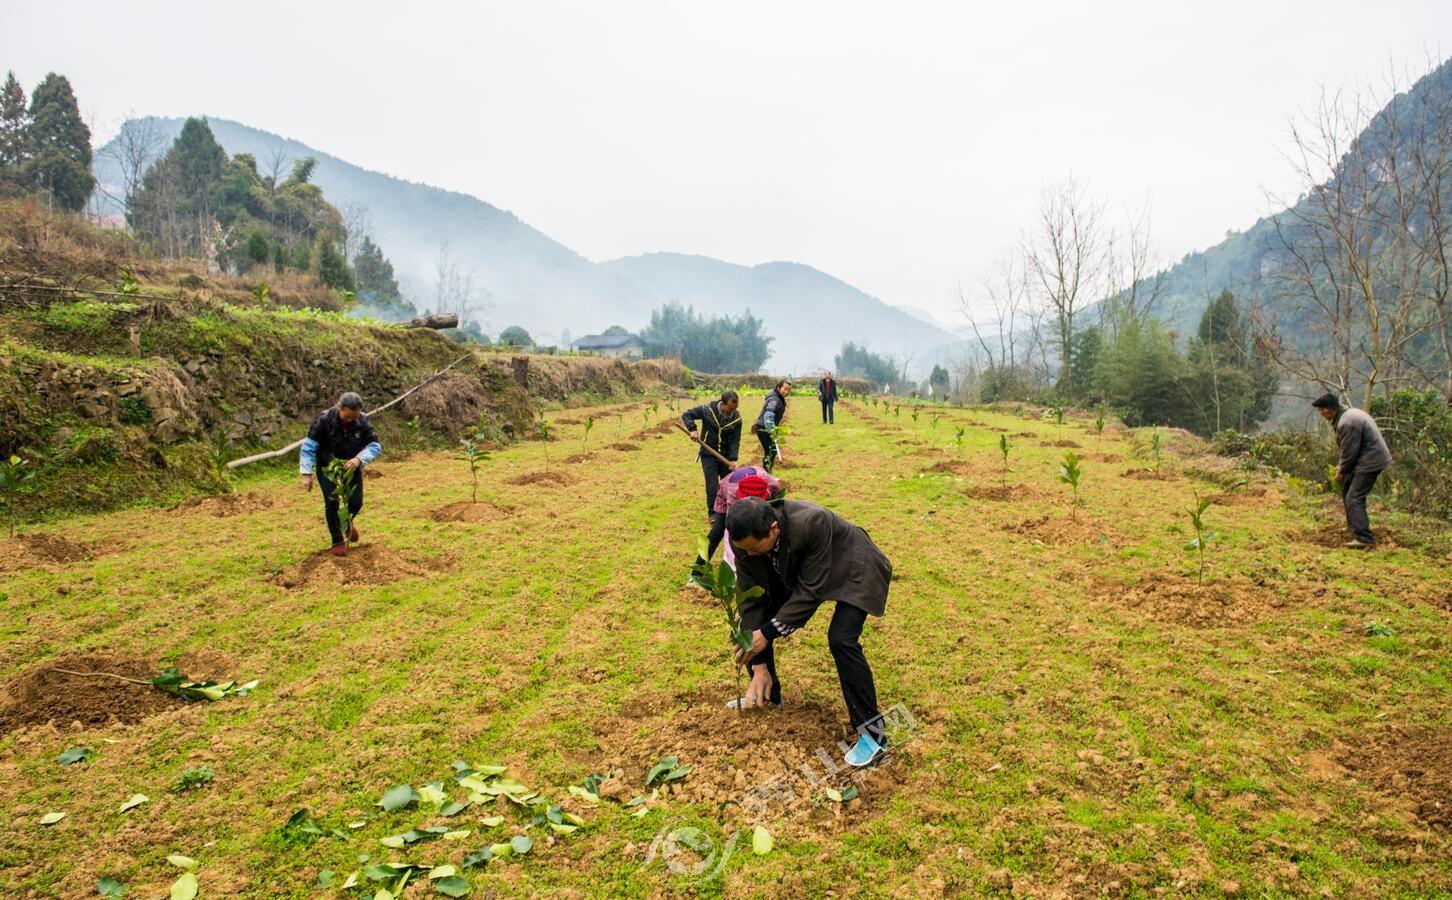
top-left (592, 691), bottom-right (911, 827)
top-left (1004, 513), bottom-right (1120, 546)
top-left (964, 483), bottom-right (1047, 502)
top-left (171, 491), bottom-right (275, 517)
top-left (1091, 572), bottom-right (1329, 628)
top-left (1122, 468), bottom-right (1177, 481)
top-left (1343, 726), bottom-right (1452, 830)
top-left (1040, 439), bottom-right (1083, 448)
top-left (922, 460), bottom-right (989, 478)
top-left (0, 654), bottom-right (188, 736)
top-left (429, 501), bottom-right (513, 523)
top-left (508, 470), bottom-right (580, 487)
top-left (269, 543), bottom-right (453, 590)
top-left (606, 442), bottom-right (641, 452)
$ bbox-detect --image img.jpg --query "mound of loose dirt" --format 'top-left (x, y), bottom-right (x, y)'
top-left (0, 654), bottom-right (188, 736)
top-left (895, 438), bottom-right (926, 446)
top-left (1082, 452), bottom-right (1122, 463)
top-left (1343, 726), bottom-right (1452, 829)
top-left (773, 458), bottom-right (802, 470)
top-left (0, 533), bottom-right (120, 574)
top-left (1093, 572), bottom-right (1317, 627)
top-left (1122, 468), bottom-right (1176, 481)
top-left (562, 453), bottom-right (596, 464)
top-left (1292, 522), bottom-right (1400, 550)
top-left (607, 442), bottom-right (641, 452)
top-left (922, 460), bottom-right (987, 478)
top-left (507, 470), bottom-right (580, 487)
top-left (363, 468), bottom-right (384, 479)
top-left (270, 543), bottom-right (452, 590)
top-left (1041, 439), bottom-right (1082, 448)
top-left (965, 483), bottom-right (1046, 502)
top-left (1205, 488), bottom-right (1280, 508)
top-left (173, 491), bottom-right (275, 517)
top-left (1005, 514), bottom-right (1118, 546)
top-left (429, 501), bottom-right (512, 524)
top-left (592, 691), bottom-right (910, 825)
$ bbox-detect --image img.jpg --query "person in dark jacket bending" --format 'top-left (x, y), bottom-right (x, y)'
top-left (817, 372), bottom-right (839, 424)
top-left (753, 380), bottom-right (791, 472)
top-left (1312, 392), bottom-right (1393, 549)
top-left (298, 392), bottom-right (382, 556)
top-left (726, 496), bottom-right (892, 767)
top-left (682, 391), bottom-right (743, 579)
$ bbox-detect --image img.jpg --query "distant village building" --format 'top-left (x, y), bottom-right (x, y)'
top-left (573, 332), bottom-right (645, 359)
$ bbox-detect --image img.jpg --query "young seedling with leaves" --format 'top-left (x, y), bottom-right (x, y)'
top-left (458, 433), bottom-right (491, 503)
top-left (1094, 411), bottom-right (1105, 446)
top-left (1058, 451), bottom-right (1083, 519)
top-left (210, 427), bottom-right (234, 473)
top-left (538, 417), bottom-right (552, 471)
top-left (998, 434), bottom-right (1011, 488)
top-left (0, 454), bottom-right (35, 538)
top-left (581, 416), bottom-right (594, 450)
top-left (930, 413), bottom-right (942, 440)
top-left (323, 458), bottom-right (359, 545)
top-left (692, 538), bottom-right (765, 710)
top-left (1150, 430), bottom-right (1164, 473)
top-left (1185, 490), bottom-right (1218, 584)
top-left (954, 425), bottom-right (966, 455)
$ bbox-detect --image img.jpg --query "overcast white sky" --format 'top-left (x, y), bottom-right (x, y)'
top-left (3, 1), bottom-right (1450, 322)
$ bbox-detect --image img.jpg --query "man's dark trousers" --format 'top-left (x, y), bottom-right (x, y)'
top-left (749, 579), bottom-right (881, 741)
top-left (1342, 468), bottom-right (1382, 544)
top-left (700, 456), bottom-right (731, 514)
top-left (317, 468), bottom-right (364, 546)
top-left (821, 398), bottom-right (835, 424)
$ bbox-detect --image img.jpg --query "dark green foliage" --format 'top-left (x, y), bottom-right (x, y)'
top-left (928, 364), bottom-right (950, 398)
top-left (641, 302), bottom-right (773, 373)
top-left (315, 233), bottom-right (354, 291)
top-left (1094, 312), bottom-right (1184, 427)
top-left (244, 227), bottom-right (270, 267)
top-left (353, 236), bottom-right (400, 302)
top-left (20, 73), bottom-right (93, 211)
top-left (118, 394), bottom-right (151, 426)
top-left (0, 71), bottom-right (28, 185)
top-left (1182, 291), bottom-right (1277, 433)
top-left (834, 341), bottom-right (899, 390)
top-left (498, 325), bottom-right (532, 347)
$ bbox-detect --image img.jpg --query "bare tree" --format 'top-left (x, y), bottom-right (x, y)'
top-left (1254, 59), bottom-right (1452, 407)
top-left (1020, 176), bottom-right (1111, 391)
top-left (432, 240), bottom-right (489, 331)
top-left (102, 117), bottom-right (165, 207)
top-left (340, 201), bottom-right (372, 264)
top-left (1107, 199), bottom-right (1167, 322)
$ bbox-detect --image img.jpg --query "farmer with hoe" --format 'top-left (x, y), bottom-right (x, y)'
top-left (753, 379), bottom-right (791, 472)
top-left (298, 391), bottom-right (382, 556)
top-left (1312, 391), bottom-right (1393, 549)
top-left (726, 496), bottom-right (892, 767)
top-left (682, 389), bottom-right (743, 514)
top-left (818, 370), bottom-right (839, 424)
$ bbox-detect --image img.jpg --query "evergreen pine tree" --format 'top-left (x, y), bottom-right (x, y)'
top-left (353, 236), bottom-right (400, 300)
top-left (316, 233), bottom-right (354, 291)
top-left (0, 71), bottom-right (29, 185)
top-left (22, 73), bottom-right (93, 211)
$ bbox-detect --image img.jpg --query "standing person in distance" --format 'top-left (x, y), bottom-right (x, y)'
top-left (298, 391), bottom-right (382, 556)
top-left (1311, 391), bottom-right (1393, 549)
top-left (818, 371), bottom-right (839, 425)
top-left (753, 379), bottom-right (791, 473)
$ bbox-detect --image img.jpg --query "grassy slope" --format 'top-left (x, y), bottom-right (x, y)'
top-left (0, 396), bottom-right (1447, 897)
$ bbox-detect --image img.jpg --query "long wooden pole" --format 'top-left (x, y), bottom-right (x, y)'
top-left (674, 422), bottom-right (734, 467)
top-left (225, 353), bottom-right (472, 469)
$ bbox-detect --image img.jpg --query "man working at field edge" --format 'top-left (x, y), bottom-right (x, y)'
top-left (817, 371), bottom-right (838, 425)
top-left (753, 379), bottom-right (791, 472)
top-left (1312, 392), bottom-right (1392, 549)
top-left (726, 496), bottom-right (892, 767)
top-left (298, 392), bottom-right (382, 556)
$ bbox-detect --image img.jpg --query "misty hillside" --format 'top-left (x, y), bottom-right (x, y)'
top-left (92, 117), bottom-right (649, 345)
top-left (601, 253), bottom-right (956, 372)
top-left (93, 117), bottom-right (954, 372)
top-left (1117, 57), bottom-right (1452, 340)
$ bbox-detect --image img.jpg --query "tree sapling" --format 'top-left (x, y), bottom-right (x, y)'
top-left (324, 458), bottom-right (359, 545)
top-left (1058, 451), bottom-right (1083, 520)
top-left (582, 416), bottom-right (595, 450)
top-left (1151, 430), bottom-right (1164, 474)
top-left (998, 434), bottom-right (1011, 488)
top-left (0, 454), bottom-right (36, 538)
top-left (458, 433), bottom-right (491, 503)
top-left (955, 425), bottom-right (966, 456)
top-left (1185, 490), bottom-right (1218, 584)
top-left (691, 538), bottom-right (764, 711)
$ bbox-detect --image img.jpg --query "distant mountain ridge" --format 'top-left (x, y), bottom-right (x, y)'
top-left (93, 117), bottom-right (955, 373)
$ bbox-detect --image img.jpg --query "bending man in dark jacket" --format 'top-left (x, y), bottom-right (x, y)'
top-left (1312, 392), bottom-right (1393, 549)
top-left (726, 497), bottom-right (892, 767)
top-left (752, 380), bottom-right (790, 473)
top-left (817, 372), bottom-right (838, 424)
top-left (298, 392), bottom-right (383, 556)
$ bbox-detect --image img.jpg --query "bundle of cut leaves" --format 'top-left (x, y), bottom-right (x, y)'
top-left (45, 665), bottom-right (259, 702)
